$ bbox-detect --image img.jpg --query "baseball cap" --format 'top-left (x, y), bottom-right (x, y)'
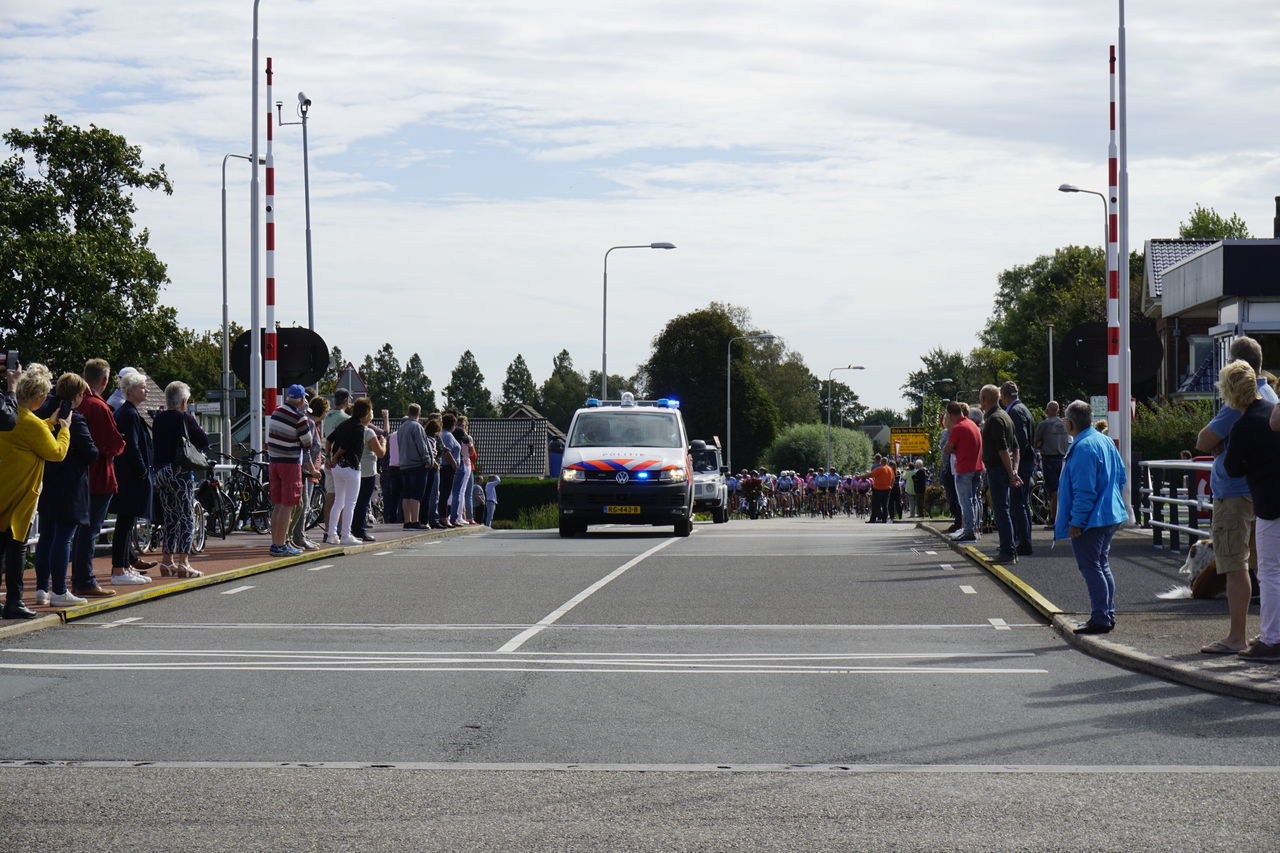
top-left (285, 383), bottom-right (307, 400)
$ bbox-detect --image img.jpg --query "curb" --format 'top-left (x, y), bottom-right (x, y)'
top-left (1051, 614), bottom-right (1280, 706)
top-left (916, 521), bottom-right (1280, 706)
top-left (6, 526), bottom-right (478, 630)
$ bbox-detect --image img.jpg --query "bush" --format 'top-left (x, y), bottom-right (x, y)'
top-left (515, 503), bottom-right (558, 529)
top-left (490, 477), bottom-right (558, 523)
top-left (924, 484), bottom-right (949, 517)
top-left (1132, 400), bottom-right (1213, 462)
top-left (763, 423), bottom-right (872, 473)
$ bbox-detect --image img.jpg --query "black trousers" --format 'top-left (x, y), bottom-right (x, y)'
top-left (942, 470), bottom-right (961, 526)
top-left (1, 530), bottom-right (27, 603)
top-left (382, 467), bottom-right (402, 524)
top-left (111, 514), bottom-right (137, 568)
top-left (352, 476), bottom-right (377, 537)
top-left (870, 489), bottom-right (890, 522)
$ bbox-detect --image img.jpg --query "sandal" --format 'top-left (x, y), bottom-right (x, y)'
top-left (159, 562), bottom-right (178, 577)
top-left (173, 564), bottom-right (203, 578)
top-left (1200, 640), bottom-right (1244, 655)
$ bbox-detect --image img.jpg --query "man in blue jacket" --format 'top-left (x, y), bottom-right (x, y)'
top-left (1055, 400), bottom-right (1129, 634)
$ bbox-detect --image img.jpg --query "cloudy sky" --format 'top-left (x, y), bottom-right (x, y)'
top-left (3, 0), bottom-right (1278, 410)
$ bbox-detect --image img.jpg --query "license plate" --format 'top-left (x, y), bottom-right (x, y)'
top-left (604, 505), bottom-right (640, 514)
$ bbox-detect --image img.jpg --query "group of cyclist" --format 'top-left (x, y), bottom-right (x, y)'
top-left (728, 465), bottom-right (914, 520)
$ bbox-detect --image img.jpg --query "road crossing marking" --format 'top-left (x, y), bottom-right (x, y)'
top-left (959, 585), bottom-right (977, 594)
top-left (0, 648), bottom-right (1047, 676)
top-left (221, 586), bottom-right (254, 595)
top-left (99, 617), bottom-right (142, 629)
top-left (305, 564), bottom-right (334, 572)
top-left (940, 563), bottom-right (955, 571)
top-left (988, 618), bottom-right (1011, 631)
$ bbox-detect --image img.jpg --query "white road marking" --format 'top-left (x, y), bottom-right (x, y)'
top-left (372, 550), bottom-right (394, 556)
top-left (925, 550), bottom-right (937, 555)
top-left (221, 586), bottom-right (254, 595)
top-left (305, 564), bottom-right (334, 572)
top-left (940, 564), bottom-right (955, 571)
top-left (988, 618), bottom-right (1011, 631)
top-left (497, 537), bottom-right (682, 652)
top-left (72, 621), bottom-right (1047, 631)
top-left (959, 585), bottom-right (977, 595)
top-left (99, 617), bottom-right (142, 629)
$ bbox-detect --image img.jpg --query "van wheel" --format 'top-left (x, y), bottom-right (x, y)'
top-left (558, 518), bottom-right (578, 538)
top-left (712, 507), bottom-right (728, 524)
top-left (674, 518), bottom-right (692, 537)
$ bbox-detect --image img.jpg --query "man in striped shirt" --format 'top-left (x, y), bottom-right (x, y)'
top-left (268, 384), bottom-right (315, 557)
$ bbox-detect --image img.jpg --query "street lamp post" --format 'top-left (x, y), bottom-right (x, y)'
top-left (249, 0), bottom-right (263, 456)
top-left (602, 243), bottom-right (676, 400)
top-left (1047, 322), bottom-right (1055, 404)
top-left (725, 333), bottom-right (776, 472)
top-left (825, 365), bottom-right (865, 469)
top-left (222, 152), bottom-right (265, 456)
top-left (277, 92), bottom-right (315, 329)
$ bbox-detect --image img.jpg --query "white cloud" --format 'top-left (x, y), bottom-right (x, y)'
top-left (2, 0), bottom-right (1278, 410)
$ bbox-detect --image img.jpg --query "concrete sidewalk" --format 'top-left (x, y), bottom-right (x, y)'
top-left (0, 520), bottom-right (482, 639)
top-left (919, 521), bottom-right (1280, 705)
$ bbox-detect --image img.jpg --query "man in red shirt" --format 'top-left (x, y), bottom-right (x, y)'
top-left (868, 455), bottom-right (895, 523)
top-left (70, 359), bottom-right (126, 597)
top-left (942, 400), bottom-right (983, 543)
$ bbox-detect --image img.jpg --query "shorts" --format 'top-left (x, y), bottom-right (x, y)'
top-left (1040, 455), bottom-right (1064, 493)
top-left (1211, 496), bottom-right (1256, 574)
top-left (269, 461), bottom-right (303, 507)
top-left (401, 465), bottom-right (427, 502)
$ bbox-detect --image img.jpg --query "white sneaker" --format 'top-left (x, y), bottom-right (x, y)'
top-left (33, 589), bottom-right (50, 606)
top-left (50, 591), bottom-right (88, 607)
top-left (299, 539), bottom-right (320, 551)
top-left (339, 535), bottom-right (361, 546)
top-left (111, 571), bottom-right (152, 585)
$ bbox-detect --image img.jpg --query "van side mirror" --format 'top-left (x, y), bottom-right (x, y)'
top-left (720, 466), bottom-right (729, 475)
top-left (549, 439), bottom-right (565, 454)
top-left (689, 439), bottom-right (707, 452)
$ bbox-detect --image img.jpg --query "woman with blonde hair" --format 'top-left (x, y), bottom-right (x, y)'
top-left (0, 364), bottom-right (71, 619)
top-left (110, 370), bottom-right (155, 585)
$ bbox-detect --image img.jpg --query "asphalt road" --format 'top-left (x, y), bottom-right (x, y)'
top-left (2, 517), bottom-right (1277, 851)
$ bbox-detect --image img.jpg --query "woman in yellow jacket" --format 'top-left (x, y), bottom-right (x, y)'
top-left (0, 363), bottom-right (71, 619)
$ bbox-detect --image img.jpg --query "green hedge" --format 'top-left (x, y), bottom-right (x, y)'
top-left (490, 477), bottom-right (558, 522)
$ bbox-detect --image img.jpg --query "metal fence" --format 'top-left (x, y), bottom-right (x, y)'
top-left (1138, 459), bottom-right (1213, 552)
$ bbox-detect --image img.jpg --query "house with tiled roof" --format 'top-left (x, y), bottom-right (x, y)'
top-left (1144, 198), bottom-right (1280, 400)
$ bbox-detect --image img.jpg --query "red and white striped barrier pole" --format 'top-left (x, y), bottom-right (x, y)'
top-left (265, 56), bottom-right (278, 414)
top-left (1106, 44), bottom-right (1120, 444)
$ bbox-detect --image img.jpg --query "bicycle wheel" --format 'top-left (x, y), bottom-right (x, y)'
top-left (305, 484), bottom-right (325, 531)
top-left (1029, 478), bottom-right (1051, 525)
top-left (132, 518), bottom-right (156, 555)
top-left (191, 502), bottom-right (207, 553)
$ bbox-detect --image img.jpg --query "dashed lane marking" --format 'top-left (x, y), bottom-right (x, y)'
top-left (220, 586), bottom-right (254, 595)
top-left (959, 585), bottom-right (977, 595)
top-left (305, 564), bottom-right (334, 572)
top-left (99, 617), bottom-right (142, 629)
top-left (988, 618), bottom-right (1011, 631)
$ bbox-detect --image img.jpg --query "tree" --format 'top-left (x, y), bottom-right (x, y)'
top-left (643, 304), bottom-right (779, 467)
top-left (318, 346), bottom-right (344, 395)
top-left (445, 350), bottom-right (495, 416)
top-left (538, 349), bottom-right (589, 431)
top-left (150, 325), bottom-right (241, 406)
top-left (979, 244), bottom-right (1145, 408)
top-left (500, 354), bottom-right (538, 416)
top-left (764, 423), bottom-right (872, 474)
top-left (0, 115), bottom-right (179, 371)
top-left (901, 348), bottom-right (968, 423)
top-left (357, 343), bottom-right (405, 412)
top-left (862, 407), bottom-right (906, 427)
top-left (585, 370), bottom-right (636, 400)
top-left (818, 378), bottom-right (866, 427)
top-left (402, 352), bottom-right (436, 413)
top-left (755, 351), bottom-right (821, 426)
top-left (1178, 204), bottom-right (1251, 240)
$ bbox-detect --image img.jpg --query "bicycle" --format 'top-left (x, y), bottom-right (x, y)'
top-left (132, 499), bottom-right (207, 556)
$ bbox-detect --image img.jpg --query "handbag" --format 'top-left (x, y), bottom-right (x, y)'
top-left (174, 414), bottom-right (211, 472)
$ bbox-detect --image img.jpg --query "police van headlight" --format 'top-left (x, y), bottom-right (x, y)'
top-left (659, 468), bottom-right (687, 482)
top-left (561, 468), bottom-right (585, 482)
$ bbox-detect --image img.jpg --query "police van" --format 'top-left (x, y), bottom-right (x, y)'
top-left (554, 393), bottom-right (694, 538)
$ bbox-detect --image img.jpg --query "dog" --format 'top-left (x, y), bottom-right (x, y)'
top-left (1156, 538), bottom-right (1258, 600)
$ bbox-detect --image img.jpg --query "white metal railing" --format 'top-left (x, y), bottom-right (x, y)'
top-left (1139, 459), bottom-right (1213, 552)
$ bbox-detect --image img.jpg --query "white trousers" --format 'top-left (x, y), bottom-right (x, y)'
top-left (1256, 516), bottom-right (1280, 645)
top-left (327, 466), bottom-right (361, 540)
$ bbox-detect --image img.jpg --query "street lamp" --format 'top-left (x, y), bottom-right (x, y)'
top-left (249, 0), bottom-right (264, 456)
top-left (277, 91), bottom-right (315, 329)
top-left (1047, 323), bottom-right (1055, 404)
top-left (826, 365), bottom-right (865, 469)
top-left (602, 243), bottom-right (676, 400)
top-left (222, 152), bottom-right (265, 456)
top-left (1058, 184), bottom-right (1109, 250)
top-left (725, 333), bottom-right (776, 471)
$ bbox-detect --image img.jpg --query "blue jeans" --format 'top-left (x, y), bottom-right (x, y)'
top-left (35, 516), bottom-right (78, 595)
top-left (450, 467), bottom-right (470, 524)
top-left (986, 466), bottom-right (1015, 553)
top-left (425, 467), bottom-right (440, 525)
top-left (1010, 458), bottom-right (1035, 550)
top-left (72, 493), bottom-right (113, 590)
top-left (1071, 523), bottom-right (1119, 626)
top-left (955, 472), bottom-right (980, 535)
top-left (484, 499), bottom-right (496, 527)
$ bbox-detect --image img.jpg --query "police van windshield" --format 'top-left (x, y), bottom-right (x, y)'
top-left (691, 450), bottom-right (720, 473)
top-left (569, 412), bottom-right (682, 448)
